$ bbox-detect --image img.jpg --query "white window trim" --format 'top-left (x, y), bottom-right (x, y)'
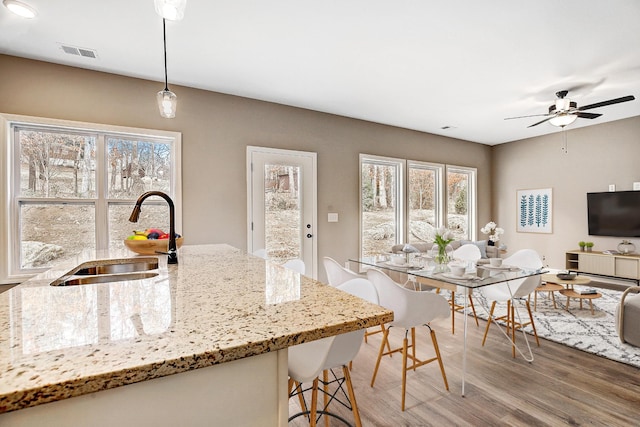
top-left (408, 160), bottom-right (445, 235)
top-left (446, 164), bottom-right (478, 240)
top-left (358, 154), bottom-right (478, 259)
top-left (0, 113), bottom-right (182, 284)
top-left (359, 154), bottom-right (405, 259)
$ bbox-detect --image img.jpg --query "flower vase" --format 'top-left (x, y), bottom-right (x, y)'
top-left (434, 245), bottom-right (450, 265)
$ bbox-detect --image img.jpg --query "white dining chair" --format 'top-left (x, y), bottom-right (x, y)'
top-left (252, 248), bottom-right (267, 259)
top-left (481, 249), bottom-right (543, 358)
top-left (288, 277), bottom-right (378, 426)
top-left (283, 258), bottom-right (305, 274)
top-left (367, 268), bottom-right (450, 411)
top-left (323, 256), bottom-right (362, 286)
top-left (323, 256), bottom-right (389, 349)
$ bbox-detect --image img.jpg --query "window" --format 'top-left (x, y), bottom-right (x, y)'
top-left (359, 155), bottom-right (476, 257)
top-left (408, 161), bottom-right (443, 243)
top-left (360, 155), bottom-right (403, 257)
top-left (446, 165), bottom-right (476, 241)
top-left (1, 115), bottom-right (181, 282)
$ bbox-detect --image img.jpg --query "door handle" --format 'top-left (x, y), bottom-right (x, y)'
top-left (306, 234), bottom-right (313, 238)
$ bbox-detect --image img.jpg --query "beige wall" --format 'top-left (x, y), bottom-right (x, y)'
top-left (493, 115), bottom-right (640, 269)
top-left (0, 55), bottom-right (493, 282)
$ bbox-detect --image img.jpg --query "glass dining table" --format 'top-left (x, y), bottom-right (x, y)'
top-left (349, 256), bottom-right (547, 396)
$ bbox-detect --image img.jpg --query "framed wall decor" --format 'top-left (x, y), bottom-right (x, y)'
top-left (517, 188), bottom-right (552, 233)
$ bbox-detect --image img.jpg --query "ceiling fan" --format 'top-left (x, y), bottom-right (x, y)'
top-left (505, 90), bottom-right (636, 128)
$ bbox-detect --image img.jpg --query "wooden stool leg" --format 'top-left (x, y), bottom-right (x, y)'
top-left (343, 366), bottom-right (363, 427)
top-left (589, 299), bottom-right (594, 315)
top-left (551, 291), bottom-right (557, 309)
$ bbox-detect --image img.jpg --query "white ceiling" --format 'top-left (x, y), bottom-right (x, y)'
top-left (1, 0), bottom-right (639, 145)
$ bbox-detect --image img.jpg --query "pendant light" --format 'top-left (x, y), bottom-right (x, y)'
top-left (154, 0), bottom-right (186, 21)
top-left (157, 18), bottom-right (177, 119)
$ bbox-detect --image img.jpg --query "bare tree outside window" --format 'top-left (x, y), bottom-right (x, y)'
top-left (14, 126), bottom-right (176, 271)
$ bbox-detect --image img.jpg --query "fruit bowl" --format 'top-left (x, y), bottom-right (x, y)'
top-left (124, 237), bottom-right (184, 255)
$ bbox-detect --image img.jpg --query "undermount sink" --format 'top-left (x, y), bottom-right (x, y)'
top-left (74, 260), bottom-right (159, 275)
top-left (50, 257), bottom-right (160, 286)
top-left (58, 271), bottom-right (159, 286)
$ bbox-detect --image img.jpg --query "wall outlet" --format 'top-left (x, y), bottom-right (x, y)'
top-left (328, 213), bottom-right (338, 222)
top-left (634, 182), bottom-right (640, 191)
top-left (609, 184), bottom-right (616, 192)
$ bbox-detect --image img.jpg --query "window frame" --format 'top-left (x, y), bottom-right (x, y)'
top-left (1, 114), bottom-right (182, 284)
top-left (359, 153), bottom-right (477, 258)
top-left (359, 154), bottom-right (404, 259)
top-left (445, 164), bottom-right (477, 241)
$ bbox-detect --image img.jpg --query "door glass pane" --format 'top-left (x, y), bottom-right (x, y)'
top-left (20, 203), bottom-right (96, 269)
top-left (107, 137), bottom-right (172, 199)
top-left (18, 129), bottom-right (96, 198)
top-left (263, 163), bottom-right (301, 263)
top-left (408, 166), bottom-right (437, 243)
top-left (109, 204), bottom-right (172, 250)
top-left (361, 162), bottom-right (398, 256)
top-left (447, 170), bottom-right (470, 240)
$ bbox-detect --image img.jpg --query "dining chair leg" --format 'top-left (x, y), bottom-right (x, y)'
top-left (310, 377), bottom-right (319, 427)
top-left (401, 334), bottom-right (409, 411)
top-left (289, 379), bottom-right (308, 418)
top-left (343, 365), bottom-right (363, 427)
top-left (381, 324), bottom-right (392, 353)
top-left (450, 291), bottom-right (456, 334)
top-left (481, 301), bottom-right (497, 346)
top-left (323, 370), bottom-right (329, 427)
top-left (370, 328), bottom-right (390, 387)
top-left (429, 328), bottom-right (449, 391)
top-left (468, 295), bottom-right (479, 326)
top-left (411, 327), bottom-right (417, 371)
top-left (510, 303), bottom-right (516, 358)
top-left (525, 300), bottom-right (540, 346)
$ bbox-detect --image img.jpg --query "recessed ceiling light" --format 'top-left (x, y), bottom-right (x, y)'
top-left (3, 0), bottom-right (37, 18)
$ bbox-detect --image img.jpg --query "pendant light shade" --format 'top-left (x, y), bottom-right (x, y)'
top-left (157, 89), bottom-right (177, 118)
top-left (154, 0), bottom-right (186, 21)
top-left (157, 18), bottom-right (177, 119)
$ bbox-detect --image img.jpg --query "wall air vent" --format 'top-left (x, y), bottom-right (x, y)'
top-left (60, 44), bottom-right (98, 59)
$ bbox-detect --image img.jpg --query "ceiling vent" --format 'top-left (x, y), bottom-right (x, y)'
top-left (60, 44), bottom-right (98, 59)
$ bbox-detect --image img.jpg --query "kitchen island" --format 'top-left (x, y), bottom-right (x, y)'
top-left (0, 244), bottom-right (392, 426)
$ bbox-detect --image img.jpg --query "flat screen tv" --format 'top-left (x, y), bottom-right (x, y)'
top-left (587, 191), bottom-right (640, 237)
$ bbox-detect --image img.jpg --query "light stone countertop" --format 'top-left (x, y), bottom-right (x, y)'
top-left (0, 244), bottom-right (393, 414)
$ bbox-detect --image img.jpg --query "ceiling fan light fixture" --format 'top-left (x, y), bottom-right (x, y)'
top-left (154, 0), bottom-right (186, 21)
top-left (3, 0), bottom-right (37, 18)
top-left (549, 113), bottom-right (578, 127)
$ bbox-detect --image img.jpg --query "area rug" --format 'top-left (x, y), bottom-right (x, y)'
top-left (467, 285), bottom-right (640, 369)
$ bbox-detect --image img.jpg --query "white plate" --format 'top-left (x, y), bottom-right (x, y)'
top-left (383, 261), bottom-right (412, 268)
top-left (441, 273), bottom-right (476, 280)
top-left (482, 264), bottom-right (520, 271)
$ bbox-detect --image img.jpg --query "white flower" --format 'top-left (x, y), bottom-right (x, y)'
top-left (481, 222), bottom-right (503, 242)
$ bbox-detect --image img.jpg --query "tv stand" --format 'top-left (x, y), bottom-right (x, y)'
top-left (565, 250), bottom-right (640, 285)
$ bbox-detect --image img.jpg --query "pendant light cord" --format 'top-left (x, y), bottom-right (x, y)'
top-left (162, 18), bottom-right (169, 91)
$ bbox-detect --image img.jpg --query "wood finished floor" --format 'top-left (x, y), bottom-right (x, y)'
top-left (289, 311), bottom-right (640, 426)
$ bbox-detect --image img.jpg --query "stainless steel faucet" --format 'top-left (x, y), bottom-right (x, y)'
top-left (129, 191), bottom-right (178, 264)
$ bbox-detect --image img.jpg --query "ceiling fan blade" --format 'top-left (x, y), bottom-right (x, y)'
top-left (578, 95), bottom-right (635, 111)
top-left (527, 116), bottom-right (554, 128)
top-left (576, 112), bottom-right (602, 119)
top-left (504, 113), bottom-right (550, 120)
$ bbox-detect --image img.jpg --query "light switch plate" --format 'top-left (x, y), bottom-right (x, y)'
top-left (634, 182), bottom-right (640, 191)
top-left (328, 213), bottom-right (338, 222)
top-left (609, 184), bottom-right (616, 192)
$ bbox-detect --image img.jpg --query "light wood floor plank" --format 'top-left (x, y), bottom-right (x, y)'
top-left (289, 312), bottom-right (640, 426)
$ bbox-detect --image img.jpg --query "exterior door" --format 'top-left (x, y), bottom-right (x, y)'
top-left (247, 146), bottom-right (317, 278)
